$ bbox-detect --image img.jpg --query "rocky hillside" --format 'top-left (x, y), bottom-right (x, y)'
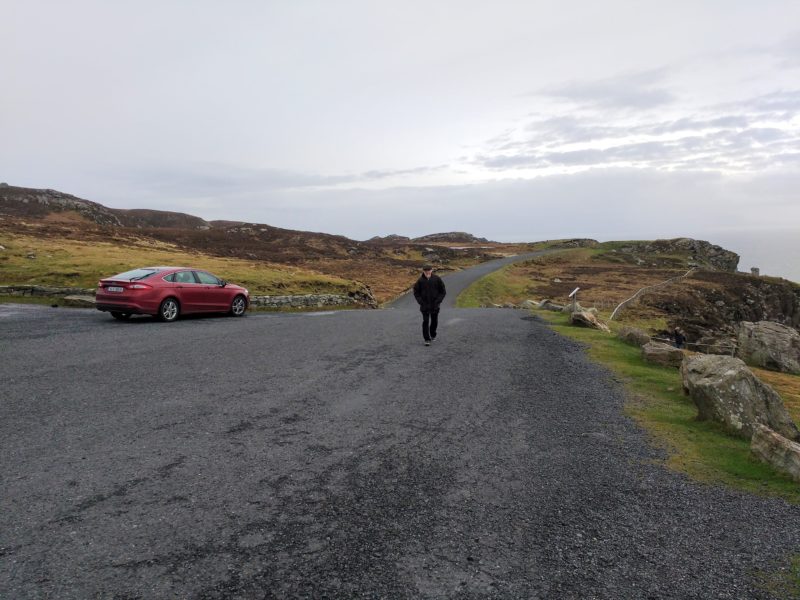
top-left (643, 270), bottom-right (800, 340)
top-left (412, 232), bottom-right (491, 244)
top-left (605, 238), bottom-right (739, 272)
top-left (0, 184), bottom-right (510, 302)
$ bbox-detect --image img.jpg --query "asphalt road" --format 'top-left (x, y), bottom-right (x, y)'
top-left (2, 255), bottom-right (800, 599)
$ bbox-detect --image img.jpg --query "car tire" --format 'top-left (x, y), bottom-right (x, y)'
top-left (230, 295), bottom-right (247, 317)
top-left (159, 297), bottom-right (180, 322)
top-left (111, 312), bottom-right (132, 321)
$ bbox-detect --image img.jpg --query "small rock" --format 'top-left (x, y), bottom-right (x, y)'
top-left (538, 299), bottom-right (565, 311)
top-left (26, 252), bottom-right (36, 259)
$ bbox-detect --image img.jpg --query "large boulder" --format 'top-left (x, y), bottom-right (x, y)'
top-left (641, 341), bottom-right (684, 368)
top-left (570, 311), bottom-right (610, 333)
top-left (680, 355), bottom-right (800, 441)
top-left (736, 321), bottom-right (800, 374)
top-left (751, 425), bottom-right (800, 483)
top-left (617, 326), bottom-right (651, 347)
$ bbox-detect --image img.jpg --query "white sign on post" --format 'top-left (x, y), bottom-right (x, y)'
top-left (569, 287), bottom-right (580, 312)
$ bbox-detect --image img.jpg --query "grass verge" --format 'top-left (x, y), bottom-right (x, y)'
top-left (535, 309), bottom-right (800, 504)
top-left (456, 265), bottom-right (537, 308)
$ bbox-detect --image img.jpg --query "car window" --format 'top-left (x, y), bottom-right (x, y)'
top-left (174, 271), bottom-right (197, 284)
top-left (163, 273), bottom-right (176, 282)
top-left (112, 268), bottom-right (161, 280)
top-left (194, 271), bottom-right (221, 285)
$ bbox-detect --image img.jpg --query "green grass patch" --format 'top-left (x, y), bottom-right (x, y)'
top-left (456, 265), bottom-right (533, 308)
top-left (536, 309), bottom-right (800, 504)
top-left (753, 555), bottom-right (800, 598)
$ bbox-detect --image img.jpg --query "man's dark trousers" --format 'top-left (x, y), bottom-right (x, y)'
top-left (422, 310), bottom-right (439, 342)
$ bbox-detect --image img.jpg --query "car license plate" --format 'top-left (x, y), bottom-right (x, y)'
top-left (106, 286), bottom-right (124, 292)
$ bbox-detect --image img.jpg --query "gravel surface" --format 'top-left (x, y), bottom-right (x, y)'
top-left (2, 256), bottom-right (800, 599)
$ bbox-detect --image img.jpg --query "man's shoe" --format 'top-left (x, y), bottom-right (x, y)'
top-left (430, 336), bottom-right (436, 342)
top-left (424, 340), bottom-right (431, 346)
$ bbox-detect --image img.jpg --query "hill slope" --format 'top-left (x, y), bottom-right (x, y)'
top-left (0, 185), bottom-right (514, 301)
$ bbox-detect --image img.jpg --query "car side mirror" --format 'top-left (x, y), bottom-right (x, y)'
top-left (220, 280), bottom-right (227, 287)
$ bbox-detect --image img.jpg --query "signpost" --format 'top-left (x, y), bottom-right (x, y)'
top-left (568, 287), bottom-right (580, 313)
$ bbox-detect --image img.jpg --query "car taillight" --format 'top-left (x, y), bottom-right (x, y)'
top-left (129, 284), bottom-right (152, 290)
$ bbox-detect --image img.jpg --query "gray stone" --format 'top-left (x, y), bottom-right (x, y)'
top-left (0, 245), bottom-right (5, 251)
top-left (62, 295), bottom-right (96, 308)
top-left (561, 302), bottom-right (585, 313)
top-left (570, 311), bottom-right (610, 333)
top-left (617, 326), bottom-right (651, 347)
top-left (642, 341), bottom-right (684, 368)
top-left (537, 299), bottom-right (564, 311)
top-left (694, 334), bottom-right (737, 356)
top-left (519, 299), bottom-right (537, 309)
top-left (736, 321), bottom-right (800, 375)
top-left (751, 425), bottom-right (800, 483)
top-left (680, 354), bottom-right (800, 441)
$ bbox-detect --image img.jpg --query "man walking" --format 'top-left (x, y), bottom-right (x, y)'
top-left (413, 264), bottom-right (446, 346)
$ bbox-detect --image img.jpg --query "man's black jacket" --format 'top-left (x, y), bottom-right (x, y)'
top-left (413, 273), bottom-right (446, 313)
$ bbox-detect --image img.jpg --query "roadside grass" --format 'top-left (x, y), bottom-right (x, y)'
top-left (456, 265), bottom-right (535, 308)
top-left (536, 309), bottom-right (800, 504)
top-left (753, 555), bottom-right (800, 599)
top-left (0, 233), bottom-right (360, 296)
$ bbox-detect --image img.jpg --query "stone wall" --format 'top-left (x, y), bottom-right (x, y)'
top-left (249, 293), bottom-right (370, 309)
top-left (0, 285), bottom-right (97, 297)
top-left (0, 286), bottom-right (376, 310)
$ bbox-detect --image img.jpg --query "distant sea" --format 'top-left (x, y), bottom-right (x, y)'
top-left (695, 229), bottom-right (799, 284)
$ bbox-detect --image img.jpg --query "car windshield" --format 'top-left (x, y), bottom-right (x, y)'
top-left (111, 268), bottom-right (161, 281)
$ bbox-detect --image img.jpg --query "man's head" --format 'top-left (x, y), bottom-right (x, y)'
top-left (422, 264), bottom-right (433, 278)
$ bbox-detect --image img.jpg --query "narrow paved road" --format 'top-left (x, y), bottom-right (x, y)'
top-left (2, 255), bottom-right (799, 599)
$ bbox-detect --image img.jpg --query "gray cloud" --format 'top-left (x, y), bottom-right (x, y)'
top-left (540, 68), bottom-right (675, 109)
top-left (476, 89), bottom-right (800, 173)
top-left (772, 31), bottom-right (800, 67)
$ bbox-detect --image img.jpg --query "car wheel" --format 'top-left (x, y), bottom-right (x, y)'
top-left (111, 312), bottom-right (132, 321)
top-left (230, 295), bottom-right (247, 317)
top-left (159, 298), bottom-right (180, 322)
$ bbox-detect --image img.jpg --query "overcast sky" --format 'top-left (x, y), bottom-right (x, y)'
top-left (3, 2), bottom-right (799, 256)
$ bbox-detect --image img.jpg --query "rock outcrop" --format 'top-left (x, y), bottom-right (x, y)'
top-left (641, 342), bottom-right (684, 368)
top-left (570, 311), bottom-right (610, 333)
top-left (617, 326), bottom-right (651, 347)
top-left (736, 321), bottom-right (800, 374)
top-left (412, 232), bottom-right (490, 244)
top-left (680, 355), bottom-right (800, 441)
top-left (751, 425), bottom-right (800, 483)
top-left (644, 270), bottom-right (800, 343)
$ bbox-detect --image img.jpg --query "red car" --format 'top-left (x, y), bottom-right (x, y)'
top-left (96, 266), bottom-right (249, 322)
